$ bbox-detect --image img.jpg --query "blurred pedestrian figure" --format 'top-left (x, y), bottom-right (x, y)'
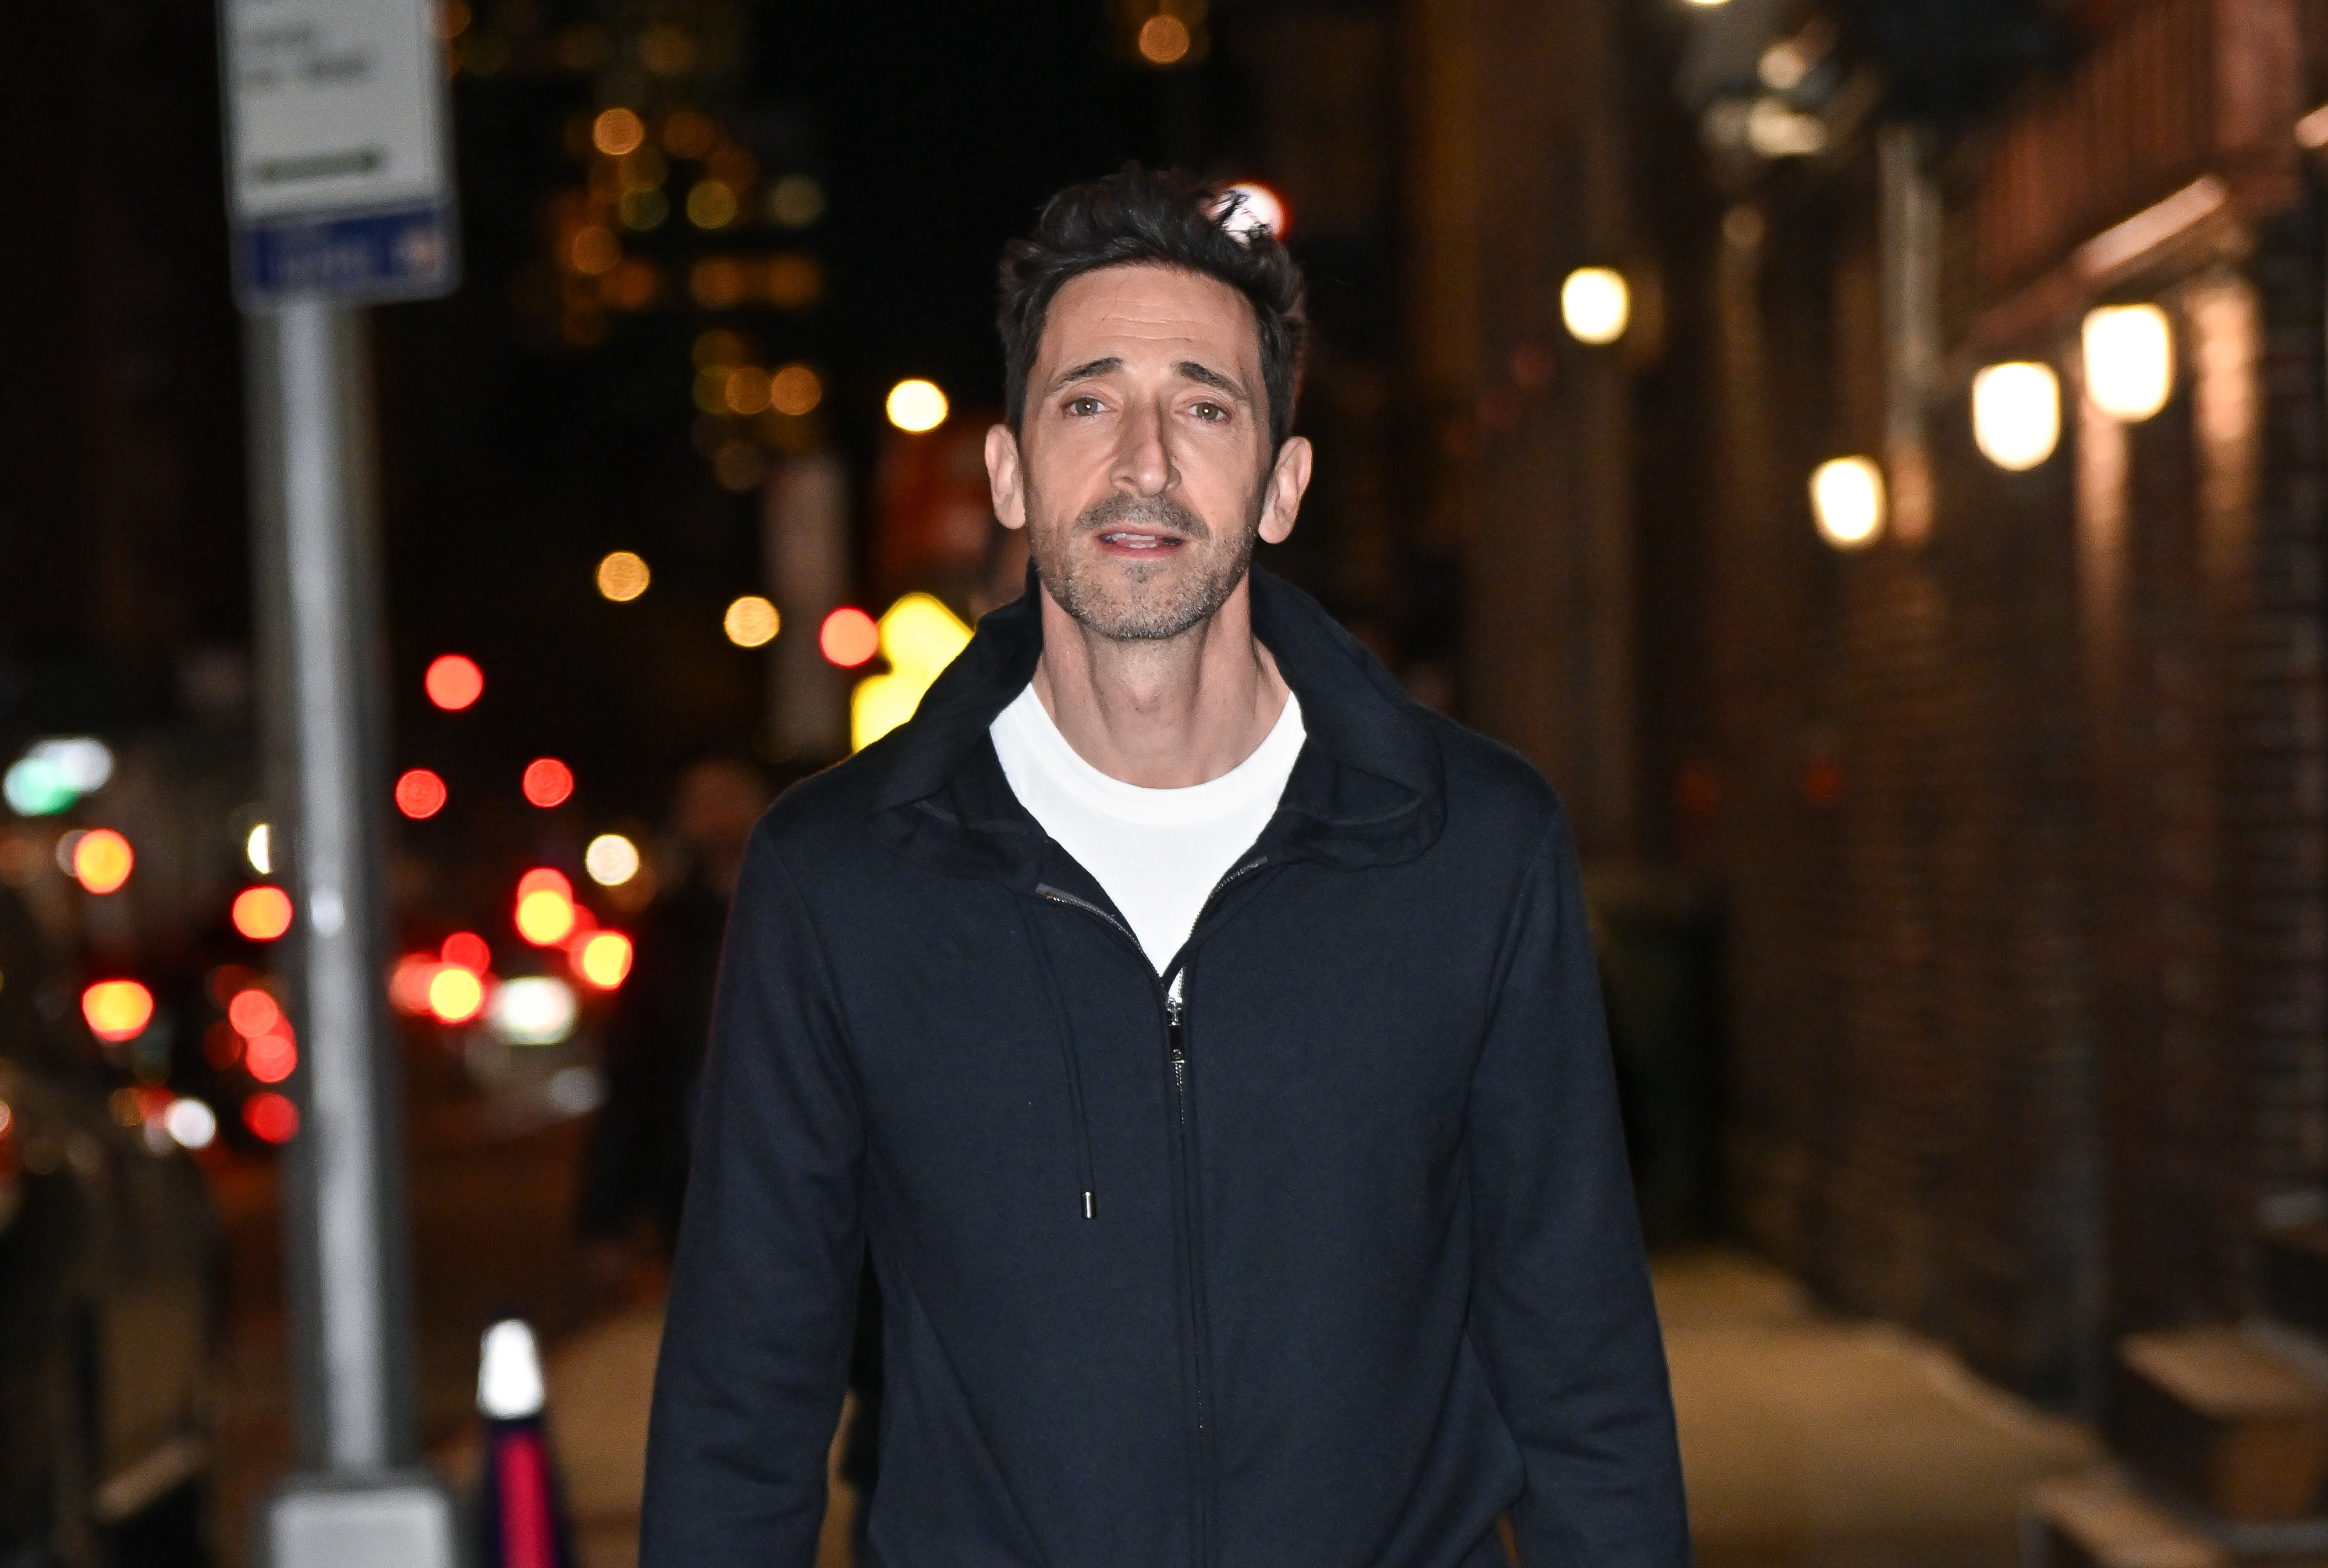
top-left (576, 755), bottom-right (770, 1282)
top-left (642, 167), bottom-right (1688, 1568)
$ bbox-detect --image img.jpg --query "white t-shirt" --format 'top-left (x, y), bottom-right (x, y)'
top-left (991, 681), bottom-right (1305, 973)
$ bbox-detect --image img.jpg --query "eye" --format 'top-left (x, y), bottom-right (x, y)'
top-left (1066, 396), bottom-right (1103, 417)
top-left (1191, 402), bottom-right (1227, 422)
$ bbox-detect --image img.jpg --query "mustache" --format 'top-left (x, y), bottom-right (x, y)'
top-left (1073, 492), bottom-right (1211, 541)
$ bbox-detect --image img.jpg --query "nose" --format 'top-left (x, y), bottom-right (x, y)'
top-left (1110, 396), bottom-right (1174, 499)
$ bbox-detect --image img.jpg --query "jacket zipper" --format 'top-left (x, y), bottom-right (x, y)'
top-left (1039, 855), bottom-right (1268, 1568)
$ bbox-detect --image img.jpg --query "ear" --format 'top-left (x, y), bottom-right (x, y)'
top-left (986, 424), bottom-right (1028, 531)
top-left (1257, 435), bottom-right (1313, 546)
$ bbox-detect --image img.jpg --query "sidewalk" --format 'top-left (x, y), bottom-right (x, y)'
top-left (459, 1249), bottom-right (2103, 1568)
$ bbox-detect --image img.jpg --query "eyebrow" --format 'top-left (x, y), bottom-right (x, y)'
top-left (1044, 355), bottom-right (1253, 403)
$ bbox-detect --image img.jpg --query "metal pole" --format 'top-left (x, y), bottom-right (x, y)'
top-left (247, 297), bottom-right (417, 1475)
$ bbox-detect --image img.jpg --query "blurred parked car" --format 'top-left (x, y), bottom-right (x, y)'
top-left (0, 887), bottom-right (218, 1567)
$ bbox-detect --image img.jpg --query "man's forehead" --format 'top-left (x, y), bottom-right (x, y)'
top-left (1038, 264), bottom-right (1260, 377)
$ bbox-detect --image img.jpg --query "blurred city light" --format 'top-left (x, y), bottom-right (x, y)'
top-left (425, 654), bottom-right (485, 710)
top-left (596, 550), bottom-right (651, 601)
top-left (1561, 268), bottom-right (1631, 346)
top-left (228, 988), bottom-right (282, 1037)
top-left (687, 180), bottom-right (740, 229)
top-left (573, 929), bottom-right (634, 989)
top-left (885, 379), bottom-right (949, 433)
top-left (488, 976), bottom-right (579, 1046)
top-left (2083, 304), bottom-right (2174, 423)
top-left (769, 363), bottom-right (823, 415)
top-left (246, 822), bottom-right (272, 875)
top-left (164, 1097), bottom-right (218, 1150)
top-left (246, 1032), bottom-right (297, 1084)
top-left (584, 834), bottom-right (640, 887)
top-left (515, 865), bottom-right (578, 945)
top-left (521, 758), bottom-right (575, 808)
top-left (1218, 182), bottom-right (1287, 242)
top-left (725, 595), bottom-right (780, 647)
top-left (1745, 98), bottom-right (1827, 158)
top-left (232, 886), bottom-right (295, 941)
top-left (1810, 458), bottom-right (1887, 550)
top-left (82, 980), bottom-right (155, 1042)
top-left (391, 957), bottom-right (439, 1016)
top-left (591, 106), bottom-right (645, 156)
top-left (243, 1092), bottom-right (299, 1144)
top-left (821, 607), bottom-right (881, 667)
top-left (428, 965), bottom-right (488, 1024)
top-left (396, 767), bottom-right (449, 820)
top-left (516, 867), bottom-right (572, 902)
top-left (1138, 14), bottom-right (1192, 65)
top-left (5, 737), bottom-right (112, 816)
top-left (443, 930), bottom-right (492, 971)
top-left (71, 829), bottom-right (133, 894)
top-left (852, 593), bottom-right (974, 752)
top-left (767, 174), bottom-right (825, 227)
top-left (1972, 362), bottom-right (2062, 471)
top-left (725, 365), bottom-right (771, 414)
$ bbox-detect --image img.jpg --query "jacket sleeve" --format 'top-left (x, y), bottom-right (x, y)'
top-left (1466, 809), bottom-right (1692, 1568)
top-left (639, 827), bottom-right (864, 1567)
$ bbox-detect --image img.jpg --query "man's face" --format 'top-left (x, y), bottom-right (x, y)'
top-left (986, 264), bottom-right (1310, 642)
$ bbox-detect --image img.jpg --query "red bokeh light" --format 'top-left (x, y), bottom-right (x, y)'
top-left (82, 980), bottom-right (155, 1042)
top-left (246, 1032), bottom-right (297, 1084)
top-left (819, 607), bottom-right (881, 668)
top-left (515, 867), bottom-right (572, 902)
top-left (243, 1091), bottom-right (299, 1143)
top-left (232, 886), bottom-right (294, 941)
top-left (227, 989), bottom-right (282, 1037)
top-left (424, 655), bottom-right (484, 711)
top-left (396, 768), bottom-right (448, 819)
top-left (521, 758), bottom-right (574, 808)
top-left (441, 931), bottom-right (491, 972)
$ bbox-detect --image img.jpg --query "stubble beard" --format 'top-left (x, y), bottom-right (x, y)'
top-left (1029, 486), bottom-right (1261, 643)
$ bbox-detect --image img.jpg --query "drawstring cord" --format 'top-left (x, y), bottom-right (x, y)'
top-left (1018, 902), bottom-right (1099, 1220)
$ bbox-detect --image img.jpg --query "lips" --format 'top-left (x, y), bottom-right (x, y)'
top-left (1097, 530), bottom-right (1185, 551)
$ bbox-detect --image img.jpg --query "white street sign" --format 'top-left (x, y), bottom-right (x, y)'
top-left (219, 0), bottom-right (458, 305)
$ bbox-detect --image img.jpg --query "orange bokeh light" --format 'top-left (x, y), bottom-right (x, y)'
top-left (82, 980), bottom-right (155, 1042)
top-left (424, 655), bottom-right (484, 711)
top-left (390, 956), bottom-right (439, 1016)
top-left (522, 758), bottom-right (574, 808)
top-left (396, 768), bottom-right (448, 819)
top-left (232, 886), bottom-right (294, 941)
top-left (72, 829), bottom-right (134, 894)
top-left (516, 867), bottom-right (572, 902)
top-left (243, 1091), bottom-right (299, 1144)
top-left (820, 607), bottom-right (880, 667)
top-left (573, 930), bottom-right (634, 989)
top-left (516, 888), bottom-right (577, 945)
top-left (246, 1032), bottom-right (297, 1084)
top-left (441, 930), bottom-right (491, 971)
top-left (227, 989), bottom-right (282, 1038)
top-left (427, 964), bottom-right (487, 1023)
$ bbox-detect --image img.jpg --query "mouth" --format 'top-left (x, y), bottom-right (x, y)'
top-left (1095, 529), bottom-right (1188, 554)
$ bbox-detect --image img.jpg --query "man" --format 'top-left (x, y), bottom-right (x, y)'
top-left (642, 166), bottom-right (1690, 1568)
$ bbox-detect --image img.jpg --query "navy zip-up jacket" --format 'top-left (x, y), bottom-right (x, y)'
top-left (641, 569), bottom-right (1690, 1568)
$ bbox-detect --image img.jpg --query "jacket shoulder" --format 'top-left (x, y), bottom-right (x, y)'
top-left (1416, 707), bottom-right (1570, 849)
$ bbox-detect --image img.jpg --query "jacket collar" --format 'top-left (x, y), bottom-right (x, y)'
top-left (863, 566), bottom-right (1446, 886)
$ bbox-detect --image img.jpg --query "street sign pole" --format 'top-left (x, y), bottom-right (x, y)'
top-left (217, 0), bottom-right (460, 1557)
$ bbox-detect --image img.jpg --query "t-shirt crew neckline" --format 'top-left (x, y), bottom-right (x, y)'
top-left (993, 682), bottom-right (1306, 829)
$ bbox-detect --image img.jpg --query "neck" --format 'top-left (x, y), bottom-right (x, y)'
top-left (1031, 575), bottom-right (1291, 788)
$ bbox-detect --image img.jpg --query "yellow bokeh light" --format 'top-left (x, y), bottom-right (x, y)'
top-left (591, 107), bottom-right (645, 157)
top-left (584, 833), bottom-right (641, 887)
top-left (596, 550), bottom-right (650, 602)
top-left (1138, 14), bottom-right (1192, 64)
top-left (1809, 457), bottom-right (1886, 550)
top-left (2082, 304), bottom-right (2174, 423)
top-left (725, 366), bottom-right (772, 415)
top-left (687, 180), bottom-right (739, 229)
top-left (1561, 267), bottom-right (1631, 346)
top-left (886, 379), bottom-right (949, 433)
top-left (427, 965), bottom-right (485, 1023)
top-left (516, 888), bottom-right (577, 946)
top-left (1971, 362), bottom-right (2061, 472)
top-left (725, 595), bottom-right (781, 648)
top-left (769, 363), bottom-right (823, 416)
top-left (851, 593), bottom-right (974, 752)
top-left (575, 930), bottom-right (634, 989)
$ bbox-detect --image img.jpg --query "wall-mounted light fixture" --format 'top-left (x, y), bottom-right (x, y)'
top-left (1971, 362), bottom-right (2061, 471)
top-left (2081, 304), bottom-right (2173, 423)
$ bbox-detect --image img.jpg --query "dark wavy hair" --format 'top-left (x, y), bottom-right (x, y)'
top-left (998, 165), bottom-right (1307, 451)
